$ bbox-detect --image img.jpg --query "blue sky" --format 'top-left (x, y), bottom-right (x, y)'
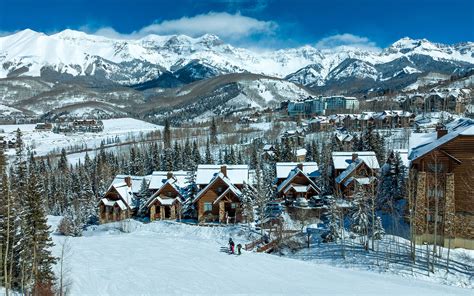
top-left (1, 0), bottom-right (473, 49)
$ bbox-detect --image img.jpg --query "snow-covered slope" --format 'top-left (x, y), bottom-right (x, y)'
top-left (1, 29), bottom-right (472, 87)
top-left (47, 218), bottom-right (472, 296)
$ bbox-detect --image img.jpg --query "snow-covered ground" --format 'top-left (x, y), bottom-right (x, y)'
top-left (0, 118), bottom-right (162, 159)
top-left (47, 217), bottom-right (472, 296)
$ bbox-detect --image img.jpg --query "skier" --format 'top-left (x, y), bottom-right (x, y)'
top-left (237, 243), bottom-right (242, 255)
top-left (229, 238), bottom-right (235, 254)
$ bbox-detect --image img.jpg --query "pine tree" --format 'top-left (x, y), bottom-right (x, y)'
top-left (205, 139), bottom-right (213, 164)
top-left (372, 216), bottom-right (385, 240)
top-left (192, 140), bottom-right (201, 167)
top-left (210, 117), bottom-right (218, 144)
top-left (24, 161), bottom-right (57, 293)
top-left (163, 118), bottom-right (171, 149)
top-left (241, 183), bottom-right (256, 225)
top-left (326, 199), bottom-right (341, 242)
top-left (351, 187), bottom-right (370, 249)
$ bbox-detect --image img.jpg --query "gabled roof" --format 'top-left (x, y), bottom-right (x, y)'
top-left (195, 165), bottom-right (249, 185)
top-left (193, 172), bottom-right (242, 203)
top-left (283, 184), bottom-right (318, 194)
top-left (149, 171), bottom-right (189, 190)
top-left (145, 179), bottom-right (184, 208)
top-left (343, 176), bottom-right (377, 187)
top-left (409, 118), bottom-right (474, 162)
top-left (335, 158), bottom-right (376, 185)
top-left (213, 186), bottom-right (242, 204)
top-left (276, 162), bottom-right (318, 179)
top-left (277, 168), bottom-right (321, 193)
top-left (332, 151), bottom-right (380, 170)
top-left (109, 182), bottom-right (136, 209)
top-left (112, 175), bottom-right (151, 194)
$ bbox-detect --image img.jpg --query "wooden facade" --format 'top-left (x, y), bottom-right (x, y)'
top-left (276, 169), bottom-right (320, 204)
top-left (410, 125), bottom-right (474, 249)
top-left (147, 182), bottom-right (183, 221)
top-left (193, 175), bottom-right (243, 224)
top-left (335, 161), bottom-right (377, 199)
top-left (99, 184), bottom-right (133, 224)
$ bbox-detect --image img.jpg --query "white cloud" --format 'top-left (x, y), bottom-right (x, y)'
top-left (88, 12), bottom-right (277, 40)
top-left (315, 33), bottom-right (380, 51)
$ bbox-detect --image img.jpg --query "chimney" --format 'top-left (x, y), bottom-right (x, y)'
top-left (436, 123), bottom-right (447, 139)
top-left (220, 165), bottom-right (227, 177)
top-left (124, 176), bottom-right (132, 188)
top-left (297, 163), bottom-right (303, 170)
top-left (352, 153), bottom-right (359, 162)
top-left (167, 172), bottom-right (173, 179)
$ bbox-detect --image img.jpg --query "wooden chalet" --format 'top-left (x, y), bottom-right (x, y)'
top-left (409, 119), bottom-right (474, 249)
top-left (275, 162), bottom-right (320, 204)
top-left (145, 172), bottom-right (185, 221)
top-left (193, 165), bottom-right (248, 223)
top-left (332, 152), bottom-right (380, 198)
top-left (99, 176), bottom-right (136, 223)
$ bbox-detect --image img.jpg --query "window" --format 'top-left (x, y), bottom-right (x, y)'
top-left (231, 203), bottom-right (237, 209)
top-left (204, 202), bottom-right (212, 212)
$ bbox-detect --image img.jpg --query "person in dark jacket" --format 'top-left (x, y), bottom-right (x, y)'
top-left (237, 243), bottom-right (242, 255)
top-left (229, 238), bottom-right (235, 254)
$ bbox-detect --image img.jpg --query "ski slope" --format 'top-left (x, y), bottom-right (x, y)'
top-left (48, 217), bottom-right (471, 296)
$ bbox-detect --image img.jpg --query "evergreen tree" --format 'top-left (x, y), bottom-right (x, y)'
top-left (192, 140), bottom-right (201, 167)
top-left (210, 117), bottom-right (218, 144)
top-left (205, 139), bottom-right (213, 164)
top-left (163, 118), bottom-right (171, 149)
top-left (24, 161), bottom-right (57, 293)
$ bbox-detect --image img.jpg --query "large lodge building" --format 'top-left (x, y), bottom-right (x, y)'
top-left (409, 119), bottom-right (474, 249)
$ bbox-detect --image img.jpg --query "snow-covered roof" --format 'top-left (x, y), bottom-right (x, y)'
top-left (332, 152), bottom-right (380, 170)
top-left (277, 168), bottom-right (320, 193)
top-left (290, 185), bottom-right (309, 193)
top-left (335, 159), bottom-right (364, 184)
top-left (195, 164), bottom-right (249, 185)
top-left (276, 162), bottom-right (318, 179)
top-left (296, 148), bottom-right (307, 157)
top-left (263, 144), bottom-right (274, 151)
top-left (112, 175), bottom-right (150, 194)
top-left (193, 172), bottom-right (243, 203)
top-left (343, 177), bottom-right (376, 187)
top-left (409, 118), bottom-right (474, 162)
top-left (110, 182), bottom-right (135, 209)
top-left (149, 171), bottom-right (189, 190)
top-left (100, 198), bottom-right (115, 207)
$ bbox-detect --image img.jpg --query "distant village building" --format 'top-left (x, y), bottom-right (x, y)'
top-left (324, 96), bottom-right (359, 113)
top-left (34, 122), bottom-right (53, 131)
top-left (53, 119), bottom-right (104, 133)
top-left (332, 152), bottom-right (380, 198)
top-left (409, 119), bottom-right (474, 249)
top-left (287, 96), bottom-right (359, 117)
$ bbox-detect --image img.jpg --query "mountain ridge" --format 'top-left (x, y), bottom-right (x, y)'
top-left (1, 29), bottom-right (472, 88)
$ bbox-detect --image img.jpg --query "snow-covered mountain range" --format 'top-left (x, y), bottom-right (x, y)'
top-left (1, 29), bottom-right (473, 88)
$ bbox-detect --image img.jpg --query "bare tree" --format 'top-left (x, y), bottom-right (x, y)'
top-left (56, 237), bottom-right (73, 296)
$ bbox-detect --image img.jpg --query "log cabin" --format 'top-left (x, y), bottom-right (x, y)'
top-left (409, 119), bottom-right (474, 249)
top-left (332, 152), bottom-right (380, 199)
top-left (275, 163), bottom-right (321, 205)
top-left (192, 165), bottom-right (248, 223)
top-left (145, 172), bottom-right (185, 221)
top-left (99, 176), bottom-right (136, 223)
